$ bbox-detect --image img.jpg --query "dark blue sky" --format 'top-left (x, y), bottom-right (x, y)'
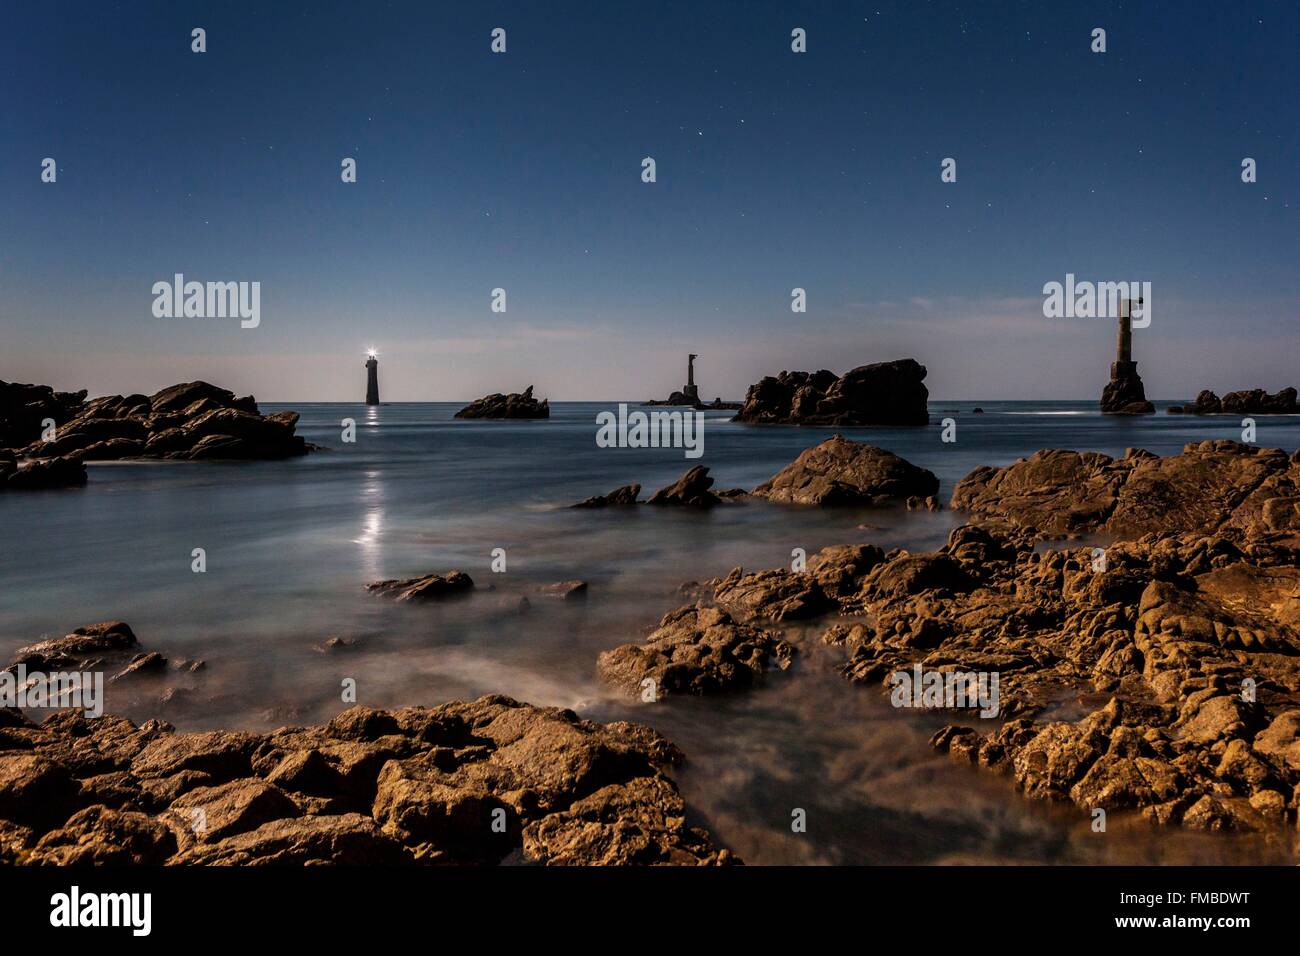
top-left (2, 1), bottom-right (1296, 400)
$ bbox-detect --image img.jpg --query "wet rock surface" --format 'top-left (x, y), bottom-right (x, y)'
top-left (367, 571), bottom-right (475, 603)
top-left (598, 604), bottom-right (795, 697)
top-left (950, 441), bottom-right (1300, 542)
top-left (454, 386), bottom-right (550, 419)
top-left (0, 695), bottom-right (732, 865)
top-left (644, 440), bottom-right (1300, 841)
top-left (752, 435), bottom-right (939, 506)
top-left (733, 359), bottom-right (929, 426)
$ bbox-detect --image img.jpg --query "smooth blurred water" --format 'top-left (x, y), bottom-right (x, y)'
top-left (2, 400), bottom-right (1297, 864)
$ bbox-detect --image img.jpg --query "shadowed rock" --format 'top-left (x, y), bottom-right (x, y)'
top-left (734, 359), bottom-right (929, 426)
top-left (646, 466), bottom-right (718, 507)
top-left (454, 386), bottom-right (550, 420)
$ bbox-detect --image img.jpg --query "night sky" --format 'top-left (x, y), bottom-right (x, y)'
top-left (2, 1), bottom-right (1296, 401)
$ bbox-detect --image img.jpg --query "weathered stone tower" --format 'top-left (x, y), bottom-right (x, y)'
top-left (683, 353), bottom-right (699, 404)
top-left (1100, 299), bottom-right (1153, 415)
top-left (365, 353), bottom-right (380, 406)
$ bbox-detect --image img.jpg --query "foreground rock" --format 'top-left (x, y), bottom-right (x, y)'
top-left (454, 386), bottom-right (549, 420)
top-left (752, 435), bottom-right (939, 506)
top-left (0, 695), bottom-right (732, 864)
top-left (598, 604), bottom-right (795, 697)
top-left (3, 379), bottom-right (311, 468)
top-left (950, 441), bottom-right (1300, 542)
top-left (1170, 387), bottom-right (1298, 416)
top-left (733, 359), bottom-right (929, 426)
top-left (366, 571), bottom-right (475, 603)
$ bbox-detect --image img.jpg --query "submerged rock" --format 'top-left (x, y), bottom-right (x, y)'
top-left (751, 435), bottom-right (939, 506)
top-left (454, 386), bottom-right (550, 420)
top-left (366, 571), bottom-right (475, 603)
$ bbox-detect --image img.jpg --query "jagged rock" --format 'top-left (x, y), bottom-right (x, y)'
top-left (4, 379), bottom-right (309, 473)
top-left (646, 466), bottom-right (719, 507)
top-left (366, 571), bottom-right (475, 603)
top-left (751, 435), bottom-right (939, 506)
top-left (0, 683), bottom-right (731, 865)
top-left (734, 359), bottom-right (929, 426)
top-left (454, 386), bottom-right (549, 419)
top-left (712, 567), bottom-right (834, 621)
top-left (597, 604), bottom-right (795, 697)
top-left (572, 483), bottom-right (641, 508)
top-left (7, 621), bottom-right (139, 671)
top-left (951, 442), bottom-right (1300, 541)
top-left (1100, 373), bottom-right (1154, 415)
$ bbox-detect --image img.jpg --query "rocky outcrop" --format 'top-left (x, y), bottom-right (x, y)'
top-left (1171, 387), bottom-right (1298, 416)
top-left (751, 435), bottom-right (939, 506)
top-left (733, 359), bottom-right (929, 426)
top-left (1, 451), bottom-right (87, 490)
top-left (646, 466), bottom-right (722, 507)
top-left (5, 380), bottom-right (311, 468)
top-left (366, 571), bottom-right (475, 603)
top-left (0, 381), bottom-right (86, 449)
top-left (597, 604), bottom-right (795, 697)
top-left (454, 386), bottom-right (549, 420)
top-left (572, 483), bottom-right (641, 508)
top-left (1099, 371), bottom-right (1154, 415)
top-left (0, 694), bottom-right (732, 865)
top-left (950, 441), bottom-right (1300, 542)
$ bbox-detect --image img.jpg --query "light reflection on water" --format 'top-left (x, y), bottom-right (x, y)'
top-left (1, 401), bottom-right (1297, 864)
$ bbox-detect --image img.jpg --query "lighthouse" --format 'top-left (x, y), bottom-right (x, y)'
top-left (365, 349), bottom-right (380, 405)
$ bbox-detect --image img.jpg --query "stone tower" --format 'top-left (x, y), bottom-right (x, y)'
top-left (1099, 300), bottom-right (1153, 415)
top-left (683, 353), bottom-right (699, 404)
top-left (365, 353), bottom-right (380, 406)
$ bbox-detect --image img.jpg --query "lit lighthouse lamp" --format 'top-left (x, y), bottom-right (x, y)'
top-left (365, 348), bottom-right (380, 405)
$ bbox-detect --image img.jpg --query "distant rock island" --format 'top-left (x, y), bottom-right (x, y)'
top-left (1099, 300), bottom-right (1154, 415)
top-left (454, 386), bottom-right (549, 419)
top-left (733, 359), bottom-right (929, 426)
top-left (1168, 387), bottom-right (1297, 415)
top-left (0, 379), bottom-right (311, 490)
top-left (643, 354), bottom-right (741, 410)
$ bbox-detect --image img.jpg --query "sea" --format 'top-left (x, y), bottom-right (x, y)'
top-left (3, 400), bottom-right (1297, 864)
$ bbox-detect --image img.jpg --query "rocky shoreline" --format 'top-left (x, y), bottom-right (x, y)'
top-left (4, 427), bottom-right (1298, 863)
top-left (587, 439), bottom-right (1300, 847)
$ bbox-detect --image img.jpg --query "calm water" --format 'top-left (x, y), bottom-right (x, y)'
top-left (3, 400), bottom-right (1297, 864)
